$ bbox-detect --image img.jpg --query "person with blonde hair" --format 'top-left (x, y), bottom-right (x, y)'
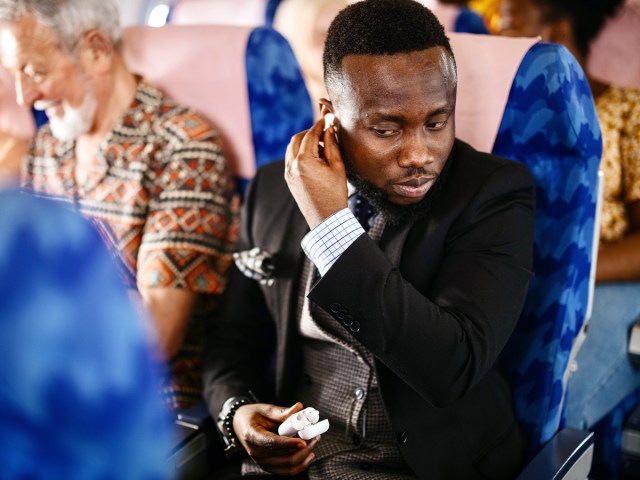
top-left (273, 0), bottom-right (347, 117)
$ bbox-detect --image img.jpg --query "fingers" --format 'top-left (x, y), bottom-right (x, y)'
top-left (284, 119), bottom-right (325, 182)
top-left (285, 130), bottom-right (305, 169)
top-left (272, 402), bottom-right (304, 422)
top-left (283, 117), bottom-right (348, 228)
top-left (322, 125), bottom-right (342, 168)
top-left (254, 402), bottom-right (303, 423)
top-left (285, 117), bottom-right (342, 171)
top-left (244, 403), bottom-right (306, 453)
top-left (244, 424), bottom-right (307, 455)
top-left (256, 436), bottom-right (321, 476)
top-left (233, 402), bottom-right (321, 475)
top-left (297, 117), bottom-right (325, 160)
top-left (235, 403), bottom-right (307, 454)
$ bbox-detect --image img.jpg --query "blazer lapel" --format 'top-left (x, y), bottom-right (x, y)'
top-left (379, 220), bottom-right (413, 269)
top-left (273, 203), bottom-right (309, 324)
top-left (269, 199), bottom-right (309, 401)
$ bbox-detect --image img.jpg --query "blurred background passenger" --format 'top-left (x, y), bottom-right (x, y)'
top-left (346, 0), bottom-right (489, 34)
top-left (588, 0), bottom-right (640, 91)
top-left (421, 0), bottom-right (489, 33)
top-left (169, 0), bottom-right (268, 27)
top-left (467, 0), bottom-right (500, 33)
top-left (0, 65), bottom-right (34, 187)
top-left (273, 0), bottom-right (347, 118)
top-left (0, 0), bottom-right (238, 412)
top-left (500, 0), bottom-right (640, 474)
top-left (0, 190), bottom-right (173, 479)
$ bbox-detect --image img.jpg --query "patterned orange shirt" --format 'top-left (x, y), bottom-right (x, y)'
top-left (22, 81), bottom-right (238, 410)
top-left (596, 86), bottom-right (640, 243)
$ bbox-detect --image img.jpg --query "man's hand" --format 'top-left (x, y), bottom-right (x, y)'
top-left (285, 117), bottom-right (348, 229)
top-left (233, 402), bottom-right (321, 476)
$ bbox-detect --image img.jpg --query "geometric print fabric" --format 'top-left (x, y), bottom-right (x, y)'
top-left (22, 80), bottom-right (238, 410)
top-left (22, 80), bottom-right (237, 295)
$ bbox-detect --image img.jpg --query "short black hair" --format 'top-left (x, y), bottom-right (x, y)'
top-left (533, 0), bottom-right (624, 57)
top-left (323, 0), bottom-right (454, 82)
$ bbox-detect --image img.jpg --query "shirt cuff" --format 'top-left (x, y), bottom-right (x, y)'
top-left (301, 208), bottom-right (365, 277)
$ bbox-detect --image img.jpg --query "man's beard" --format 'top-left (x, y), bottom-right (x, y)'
top-left (34, 89), bottom-right (97, 142)
top-left (343, 156), bottom-right (447, 226)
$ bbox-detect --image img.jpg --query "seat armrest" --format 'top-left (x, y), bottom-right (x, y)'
top-left (169, 401), bottom-right (225, 479)
top-left (629, 320), bottom-right (640, 366)
top-left (517, 428), bottom-right (594, 480)
top-left (176, 400), bottom-right (214, 430)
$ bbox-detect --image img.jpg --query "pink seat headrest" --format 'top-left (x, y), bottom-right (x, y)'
top-left (171, 0), bottom-right (267, 27)
top-left (588, 0), bottom-right (640, 89)
top-left (450, 33), bottom-right (539, 153)
top-left (122, 24), bottom-right (255, 178)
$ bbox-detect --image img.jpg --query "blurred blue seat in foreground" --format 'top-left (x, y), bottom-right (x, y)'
top-left (0, 190), bottom-right (173, 479)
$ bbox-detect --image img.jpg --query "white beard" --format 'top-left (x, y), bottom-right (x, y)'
top-left (34, 89), bottom-right (97, 142)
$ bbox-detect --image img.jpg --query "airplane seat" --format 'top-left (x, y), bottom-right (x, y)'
top-left (265, 0), bottom-right (283, 26)
top-left (0, 191), bottom-right (173, 478)
top-left (122, 24), bottom-right (313, 195)
top-left (450, 32), bottom-right (602, 478)
top-left (169, 0), bottom-right (269, 27)
top-left (120, 24), bottom-right (312, 477)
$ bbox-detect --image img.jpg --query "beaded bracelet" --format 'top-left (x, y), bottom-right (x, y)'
top-left (218, 397), bottom-right (253, 458)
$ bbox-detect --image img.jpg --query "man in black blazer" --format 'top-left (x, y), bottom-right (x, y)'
top-left (203, 0), bottom-right (535, 478)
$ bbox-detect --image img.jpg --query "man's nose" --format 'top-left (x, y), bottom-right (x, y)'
top-left (14, 72), bottom-right (38, 107)
top-left (397, 130), bottom-right (433, 169)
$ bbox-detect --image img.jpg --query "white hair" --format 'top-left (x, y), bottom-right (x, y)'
top-left (0, 0), bottom-right (122, 52)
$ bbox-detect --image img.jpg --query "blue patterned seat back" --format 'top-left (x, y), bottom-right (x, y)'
top-left (265, 0), bottom-right (282, 26)
top-left (0, 191), bottom-right (172, 479)
top-left (246, 26), bottom-right (314, 172)
top-left (454, 7), bottom-right (489, 34)
top-left (493, 43), bottom-right (602, 455)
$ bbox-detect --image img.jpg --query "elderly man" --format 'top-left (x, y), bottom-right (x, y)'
top-left (0, 0), bottom-right (237, 411)
top-left (203, 0), bottom-right (535, 478)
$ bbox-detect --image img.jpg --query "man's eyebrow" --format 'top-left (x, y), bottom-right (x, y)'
top-left (428, 106), bottom-right (454, 117)
top-left (368, 106), bottom-right (453, 123)
top-left (371, 113), bottom-right (405, 123)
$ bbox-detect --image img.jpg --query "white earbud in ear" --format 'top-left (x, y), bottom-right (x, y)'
top-left (323, 113), bottom-right (335, 131)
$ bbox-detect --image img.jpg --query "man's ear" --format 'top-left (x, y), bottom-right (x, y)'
top-left (318, 98), bottom-right (339, 131)
top-left (80, 30), bottom-right (114, 73)
top-left (318, 98), bottom-right (333, 117)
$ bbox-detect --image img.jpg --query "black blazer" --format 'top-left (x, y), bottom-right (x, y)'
top-left (204, 140), bottom-right (535, 479)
